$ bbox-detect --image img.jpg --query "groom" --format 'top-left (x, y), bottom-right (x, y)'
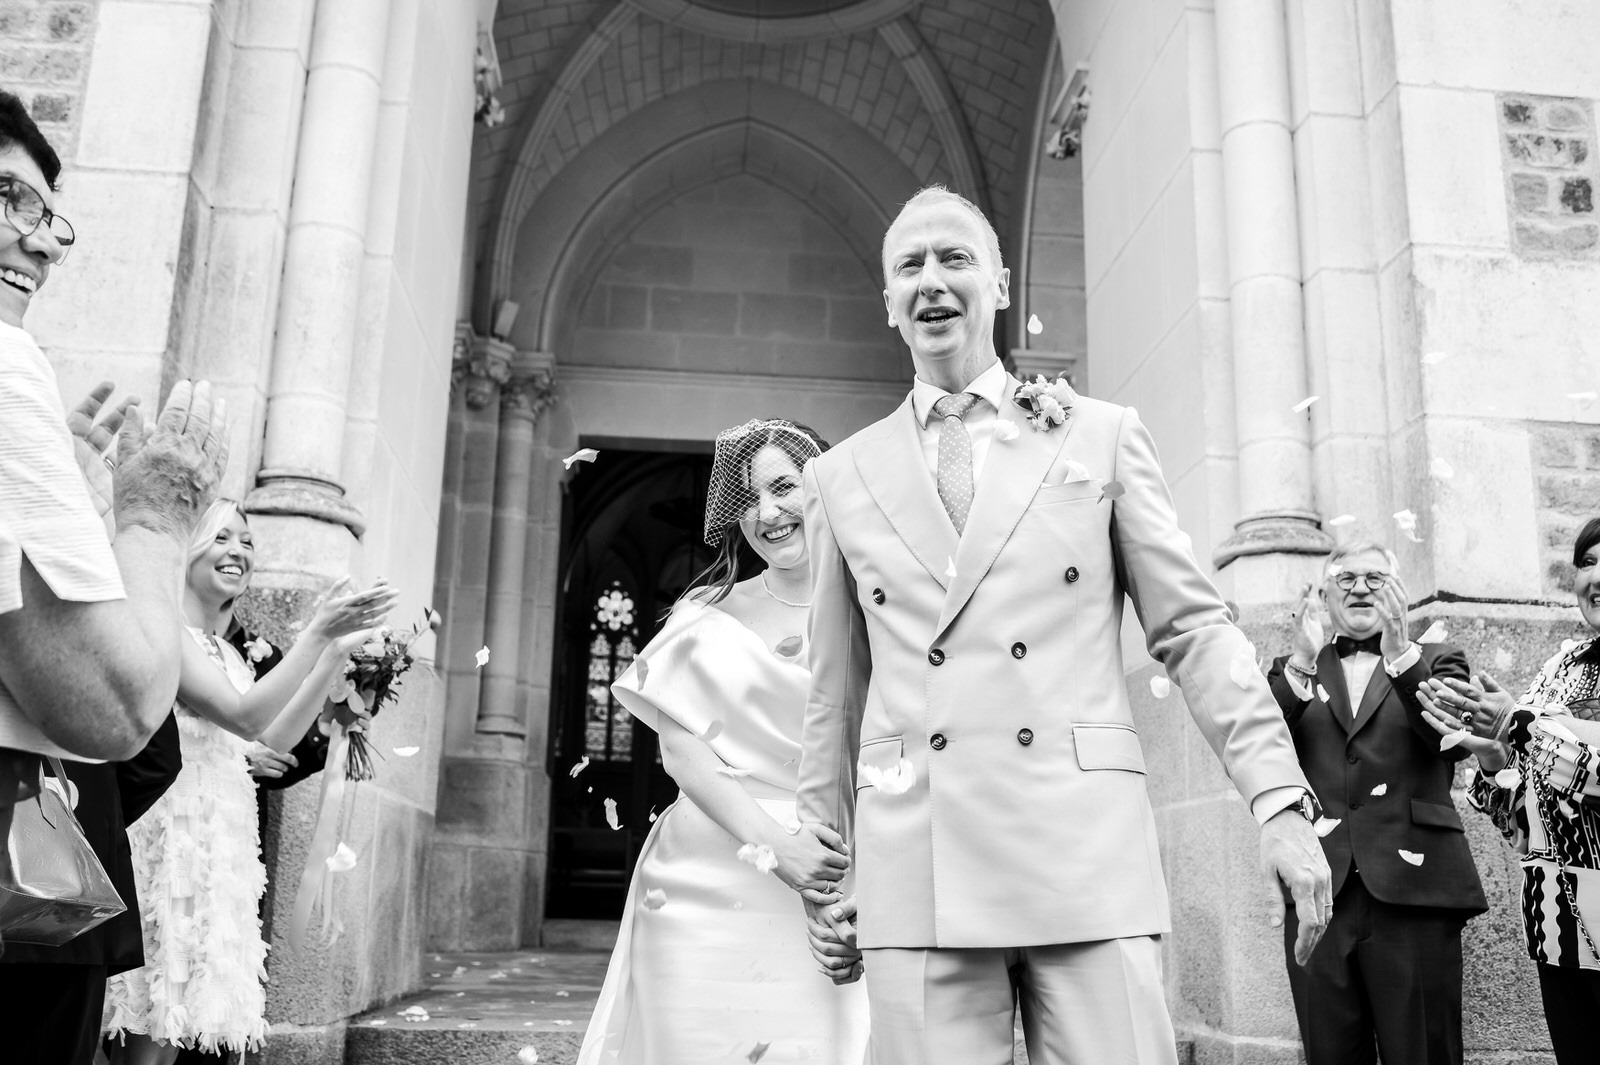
top-left (795, 186), bottom-right (1333, 1064)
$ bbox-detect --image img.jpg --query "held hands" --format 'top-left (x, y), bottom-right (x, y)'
top-left (246, 742), bottom-right (298, 780)
top-left (770, 822), bottom-right (851, 904)
top-left (112, 380), bottom-right (230, 541)
top-left (1260, 805), bottom-right (1333, 966)
top-left (1416, 673), bottom-right (1513, 773)
top-left (805, 894), bottom-right (863, 985)
top-left (1288, 583), bottom-right (1324, 670)
top-left (66, 380), bottom-right (136, 521)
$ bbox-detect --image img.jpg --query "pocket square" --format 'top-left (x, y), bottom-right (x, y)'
top-left (1050, 459), bottom-right (1093, 486)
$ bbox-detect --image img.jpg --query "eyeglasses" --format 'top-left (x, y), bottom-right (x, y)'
top-left (0, 177), bottom-right (74, 261)
top-left (1333, 571), bottom-right (1389, 592)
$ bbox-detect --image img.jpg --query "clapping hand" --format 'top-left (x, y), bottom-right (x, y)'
top-left (1416, 673), bottom-right (1513, 772)
top-left (66, 380), bottom-right (136, 520)
top-left (1288, 583), bottom-right (1323, 670)
top-left (805, 894), bottom-right (863, 984)
top-left (1374, 576), bottom-right (1412, 661)
top-left (306, 577), bottom-right (400, 644)
top-left (112, 380), bottom-right (230, 540)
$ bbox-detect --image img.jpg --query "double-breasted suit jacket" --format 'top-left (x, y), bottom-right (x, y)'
top-left (797, 376), bottom-right (1313, 949)
top-left (1266, 643), bottom-right (1487, 914)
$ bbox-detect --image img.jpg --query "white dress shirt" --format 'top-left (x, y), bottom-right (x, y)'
top-left (1284, 642), bottom-right (1422, 718)
top-left (909, 359), bottom-right (1011, 484)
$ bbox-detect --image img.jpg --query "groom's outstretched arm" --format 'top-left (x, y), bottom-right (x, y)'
top-left (796, 460), bottom-right (870, 848)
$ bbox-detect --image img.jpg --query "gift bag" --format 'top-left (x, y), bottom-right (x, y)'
top-left (0, 758), bottom-right (125, 946)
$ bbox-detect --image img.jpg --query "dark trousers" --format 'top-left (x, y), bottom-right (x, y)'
top-left (0, 961), bottom-right (108, 1065)
top-left (1285, 872), bottom-right (1466, 1065)
top-left (1536, 962), bottom-right (1600, 1064)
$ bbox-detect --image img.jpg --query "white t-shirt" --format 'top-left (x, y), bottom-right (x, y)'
top-left (0, 319), bottom-right (126, 759)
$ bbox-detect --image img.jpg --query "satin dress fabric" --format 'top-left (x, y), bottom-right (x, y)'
top-left (578, 599), bottom-right (869, 1065)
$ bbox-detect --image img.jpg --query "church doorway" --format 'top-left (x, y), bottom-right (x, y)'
top-left (545, 446), bottom-right (718, 918)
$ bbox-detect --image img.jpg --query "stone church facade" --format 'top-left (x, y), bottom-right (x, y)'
top-left (11, 0), bottom-right (1599, 1059)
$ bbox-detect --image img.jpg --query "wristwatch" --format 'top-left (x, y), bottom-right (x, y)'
top-left (1286, 790), bottom-right (1321, 823)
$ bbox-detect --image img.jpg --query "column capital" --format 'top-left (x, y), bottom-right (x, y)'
top-left (451, 326), bottom-right (515, 409)
top-left (1213, 511), bottom-right (1333, 569)
top-left (244, 472), bottom-right (367, 538)
top-left (502, 368), bottom-right (557, 425)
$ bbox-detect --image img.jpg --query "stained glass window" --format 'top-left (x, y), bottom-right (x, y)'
top-left (583, 580), bottom-right (637, 761)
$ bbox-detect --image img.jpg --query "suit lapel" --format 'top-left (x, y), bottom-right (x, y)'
top-left (936, 378), bottom-right (1073, 638)
top-left (1316, 644), bottom-right (1352, 735)
top-left (852, 398), bottom-right (960, 589)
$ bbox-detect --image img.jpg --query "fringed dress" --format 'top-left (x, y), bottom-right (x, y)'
top-left (103, 629), bottom-right (269, 1052)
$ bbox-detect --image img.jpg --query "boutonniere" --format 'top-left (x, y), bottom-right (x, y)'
top-left (1013, 373), bottom-right (1076, 432)
top-left (243, 634), bottom-right (274, 664)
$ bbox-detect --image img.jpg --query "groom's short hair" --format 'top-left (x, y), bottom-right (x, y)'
top-left (882, 184), bottom-right (1004, 281)
top-left (1325, 539), bottom-right (1400, 575)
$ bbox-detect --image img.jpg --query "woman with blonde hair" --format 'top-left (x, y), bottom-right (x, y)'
top-left (103, 500), bottom-right (397, 1062)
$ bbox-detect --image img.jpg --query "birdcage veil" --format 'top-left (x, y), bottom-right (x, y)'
top-left (702, 419), bottom-right (825, 546)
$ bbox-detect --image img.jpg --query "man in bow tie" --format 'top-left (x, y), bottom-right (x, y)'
top-left (795, 184), bottom-right (1332, 1064)
top-left (1267, 541), bottom-right (1486, 1065)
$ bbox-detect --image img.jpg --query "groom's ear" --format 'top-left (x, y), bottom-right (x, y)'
top-left (994, 266), bottom-right (1012, 310)
top-left (883, 288), bottom-right (895, 326)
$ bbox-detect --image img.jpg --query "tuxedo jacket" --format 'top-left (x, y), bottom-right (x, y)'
top-left (797, 378), bottom-right (1312, 949)
top-left (1, 710), bottom-right (182, 972)
top-left (1267, 642), bottom-right (1487, 915)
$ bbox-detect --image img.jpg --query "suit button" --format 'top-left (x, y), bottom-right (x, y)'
top-left (1017, 728), bottom-right (1034, 746)
top-left (1064, 566), bottom-right (1080, 583)
top-left (928, 649), bottom-right (945, 666)
top-left (1011, 642), bottom-right (1027, 659)
top-left (930, 733), bottom-right (947, 751)
top-left (1349, 800), bottom-right (1362, 810)
top-left (872, 588), bottom-right (885, 605)
top-left (1348, 755), bottom-right (1359, 765)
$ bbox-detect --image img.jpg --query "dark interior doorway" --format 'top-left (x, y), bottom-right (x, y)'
top-left (545, 446), bottom-right (717, 919)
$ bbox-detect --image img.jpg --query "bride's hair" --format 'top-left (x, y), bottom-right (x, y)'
top-left (685, 419), bottom-right (829, 606)
top-left (187, 498), bottom-right (251, 612)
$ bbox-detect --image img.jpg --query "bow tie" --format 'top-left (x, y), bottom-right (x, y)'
top-left (1333, 634), bottom-right (1383, 658)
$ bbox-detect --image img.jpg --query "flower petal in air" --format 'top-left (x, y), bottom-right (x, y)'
top-left (993, 420), bottom-right (1019, 442)
top-left (1393, 509), bottom-right (1423, 543)
top-left (860, 758), bottom-right (916, 795)
top-left (1317, 684), bottom-right (1331, 703)
top-left (1494, 647), bottom-right (1514, 671)
top-left (569, 755), bottom-right (590, 778)
top-left (1568, 391), bottom-right (1598, 407)
top-left (1098, 480), bottom-right (1126, 503)
top-left (562, 448), bottom-right (599, 469)
top-left (1026, 313), bottom-right (1043, 335)
top-left (392, 746), bottom-right (420, 757)
top-left (1313, 817), bottom-right (1342, 838)
top-left (718, 766), bottom-right (754, 778)
top-left (701, 720), bottom-right (724, 741)
top-left (1430, 458), bottom-right (1454, 480)
top-left (326, 842), bottom-right (358, 873)
top-left (945, 557), bottom-right (957, 578)
top-left (1398, 849), bottom-right (1424, 866)
top-left (604, 797), bottom-right (621, 831)
top-left (774, 636), bottom-right (804, 658)
top-left (749, 1042), bottom-right (772, 1063)
top-left (1439, 730), bottom-right (1469, 751)
top-left (1421, 350), bottom-right (1450, 365)
top-left (737, 843), bottom-right (778, 875)
top-left (1292, 395), bottom-right (1320, 413)
top-left (1494, 766), bottom-right (1523, 789)
top-left (1370, 782), bottom-right (1388, 797)
top-left (643, 888), bottom-right (667, 910)
top-left (1229, 649), bottom-right (1257, 690)
top-left (474, 645), bottom-right (490, 668)
top-left (518, 1048), bottom-right (541, 1064)
top-left (1327, 514), bottom-right (1356, 528)
top-left (1417, 621), bottom-right (1448, 644)
top-left (1149, 676), bottom-right (1172, 699)
top-left (635, 657), bottom-right (649, 688)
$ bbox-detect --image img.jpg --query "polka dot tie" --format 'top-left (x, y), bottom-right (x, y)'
top-left (933, 392), bottom-right (981, 534)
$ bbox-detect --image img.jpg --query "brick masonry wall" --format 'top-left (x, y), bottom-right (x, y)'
top-left (0, 0), bottom-right (99, 165)
top-left (1531, 420), bottom-right (1600, 594)
top-left (569, 174), bottom-right (907, 383)
top-left (1498, 92), bottom-right (1598, 259)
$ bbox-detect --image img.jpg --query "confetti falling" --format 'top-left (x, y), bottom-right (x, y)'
top-left (1313, 817), bottom-right (1342, 838)
top-left (474, 645), bottom-right (490, 668)
top-left (1026, 313), bottom-right (1043, 335)
top-left (1292, 395), bottom-right (1320, 413)
top-left (1398, 849), bottom-right (1425, 866)
top-left (1229, 650), bottom-right (1257, 690)
top-left (648, 807), bottom-right (658, 823)
top-left (994, 420), bottom-right (1019, 442)
top-left (604, 797), bottom-right (622, 831)
top-left (570, 756), bottom-right (590, 778)
top-left (1569, 391), bottom-right (1599, 407)
top-left (1494, 766), bottom-right (1523, 789)
top-left (702, 720), bottom-right (724, 741)
top-left (644, 888), bottom-right (668, 910)
top-left (563, 448), bottom-right (599, 469)
top-left (1440, 730), bottom-right (1469, 751)
top-left (1430, 458), bottom-right (1454, 480)
top-left (1099, 480), bottom-right (1126, 503)
top-left (737, 843), bottom-right (779, 874)
top-left (556, 990), bottom-right (570, 997)
top-left (1327, 514), bottom-right (1356, 527)
top-left (945, 557), bottom-right (957, 578)
top-left (1317, 684), bottom-right (1331, 702)
top-left (325, 842), bottom-right (358, 873)
top-left (749, 1042), bottom-right (772, 1063)
top-left (400, 1006), bottom-right (429, 1022)
top-left (1393, 509), bottom-right (1423, 543)
top-left (774, 636), bottom-right (804, 658)
top-left (1370, 783), bottom-right (1389, 797)
top-left (518, 1048), bottom-right (541, 1065)
top-left (717, 767), bottom-right (754, 778)
top-left (1421, 350), bottom-right (1450, 365)
top-left (1149, 676), bottom-right (1172, 699)
top-left (1494, 647), bottom-right (1514, 671)
top-left (784, 818), bottom-right (803, 835)
top-left (636, 658), bottom-right (649, 688)
top-left (392, 746), bottom-right (420, 757)
top-left (368, 1019), bottom-right (387, 1026)
top-left (1417, 621), bottom-right (1448, 644)
top-left (859, 758), bottom-right (916, 795)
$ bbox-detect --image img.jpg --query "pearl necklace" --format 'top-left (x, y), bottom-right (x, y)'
top-left (761, 572), bottom-right (811, 608)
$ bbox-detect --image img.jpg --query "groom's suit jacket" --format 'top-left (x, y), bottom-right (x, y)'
top-left (797, 377), bottom-right (1312, 949)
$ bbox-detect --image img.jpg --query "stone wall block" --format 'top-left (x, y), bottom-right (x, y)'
top-left (435, 756), bottom-right (528, 841)
top-left (422, 840), bottom-right (468, 948)
top-left (738, 292), bottom-right (827, 340)
top-left (76, 1), bottom-right (211, 172)
top-left (649, 288), bottom-right (738, 335)
top-left (1499, 92), bottom-right (1599, 259)
top-left (1538, 471), bottom-right (1600, 516)
top-left (462, 846), bottom-right (526, 950)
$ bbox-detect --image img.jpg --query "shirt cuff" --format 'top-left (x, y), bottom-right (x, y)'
top-left (1384, 642), bottom-right (1421, 676)
top-left (1251, 785), bottom-right (1307, 826)
top-left (1284, 668), bottom-right (1313, 701)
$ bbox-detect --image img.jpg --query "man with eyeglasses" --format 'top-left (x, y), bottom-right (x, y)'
top-left (0, 89), bottom-right (229, 1065)
top-left (1266, 539), bottom-right (1487, 1065)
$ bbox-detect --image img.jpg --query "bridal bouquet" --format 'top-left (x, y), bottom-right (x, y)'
top-left (325, 609), bottom-right (438, 781)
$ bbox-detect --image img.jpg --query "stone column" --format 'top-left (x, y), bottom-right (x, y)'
top-left (477, 357), bottom-right (558, 738)
top-left (1210, 0), bottom-right (1331, 596)
top-left (246, 0), bottom-right (394, 537)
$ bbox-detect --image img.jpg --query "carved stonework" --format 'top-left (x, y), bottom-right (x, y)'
top-left (502, 370), bottom-right (558, 425)
top-left (452, 329), bottom-right (514, 410)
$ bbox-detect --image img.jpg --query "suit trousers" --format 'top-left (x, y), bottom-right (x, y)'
top-left (1285, 872), bottom-right (1466, 1065)
top-left (0, 961), bottom-right (108, 1065)
top-left (862, 936), bottom-right (1177, 1065)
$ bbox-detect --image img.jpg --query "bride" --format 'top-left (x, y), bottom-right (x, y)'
top-left (579, 418), bottom-right (869, 1064)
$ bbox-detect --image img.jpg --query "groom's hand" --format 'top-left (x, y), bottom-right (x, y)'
top-left (1260, 806), bottom-right (1332, 966)
top-left (805, 895), bottom-right (863, 984)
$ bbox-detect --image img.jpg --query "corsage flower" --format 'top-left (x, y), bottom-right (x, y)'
top-left (243, 635), bottom-right (274, 663)
top-left (1013, 373), bottom-right (1076, 432)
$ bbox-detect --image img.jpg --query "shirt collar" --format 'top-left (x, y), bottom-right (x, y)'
top-left (911, 360), bottom-right (1010, 427)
